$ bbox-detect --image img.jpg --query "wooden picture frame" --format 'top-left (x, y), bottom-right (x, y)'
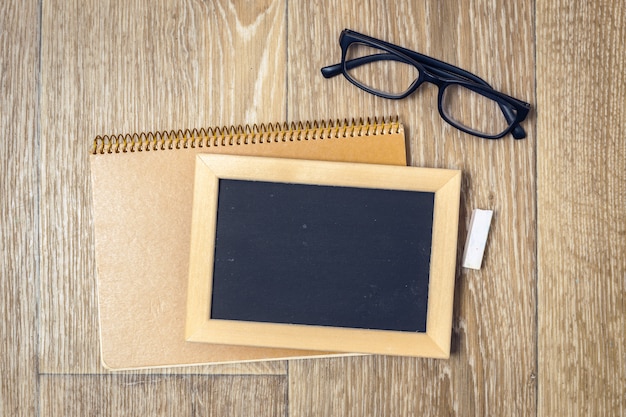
top-left (186, 154), bottom-right (461, 358)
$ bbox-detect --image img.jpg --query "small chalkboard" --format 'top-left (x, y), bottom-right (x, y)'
top-left (211, 179), bottom-right (434, 332)
top-left (186, 155), bottom-right (461, 358)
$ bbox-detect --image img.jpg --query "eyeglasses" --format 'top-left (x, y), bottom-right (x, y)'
top-left (321, 29), bottom-right (531, 140)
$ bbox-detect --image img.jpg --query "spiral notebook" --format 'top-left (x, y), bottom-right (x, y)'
top-left (90, 117), bottom-right (407, 369)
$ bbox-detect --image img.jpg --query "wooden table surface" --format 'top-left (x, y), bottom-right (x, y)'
top-left (2, 0), bottom-right (624, 415)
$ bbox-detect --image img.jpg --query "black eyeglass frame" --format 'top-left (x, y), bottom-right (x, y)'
top-left (321, 29), bottom-right (531, 140)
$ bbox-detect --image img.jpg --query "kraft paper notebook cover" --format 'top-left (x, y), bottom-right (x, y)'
top-left (90, 117), bottom-right (407, 370)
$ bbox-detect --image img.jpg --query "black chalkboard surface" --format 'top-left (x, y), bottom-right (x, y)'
top-left (211, 179), bottom-right (435, 332)
top-left (186, 154), bottom-right (461, 357)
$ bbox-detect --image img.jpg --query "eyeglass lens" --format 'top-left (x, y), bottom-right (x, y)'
top-left (345, 43), bottom-right (419, 96)
top-left (345, 42), bottom-right (516, 137)
top-left (441, 84), bottom-right (517, 137)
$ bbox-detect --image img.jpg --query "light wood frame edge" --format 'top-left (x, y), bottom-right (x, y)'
top-left (186, 154), bottom-right (461, 358)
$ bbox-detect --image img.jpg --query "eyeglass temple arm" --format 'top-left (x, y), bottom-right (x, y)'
top-left (503, 107), bottom-right (525, 138)
top-left (321, 63), bottom-right (343, 78)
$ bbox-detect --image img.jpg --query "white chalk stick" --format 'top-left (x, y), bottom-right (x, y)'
top-left (462, 209), bottom-right (493, 270)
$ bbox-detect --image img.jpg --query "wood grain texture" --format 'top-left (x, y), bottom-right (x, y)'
top-left (537, 1), bottom-right (626, 416)
top-left (0, 0), bottom-right (40, 416)
top-left (39, 0), bottom-right (287, 374)
top-left (288, 2), bottom-right (537, 416)
top-left (3, 0), bottom-right (622, 414)
top-left (40, 374), bottom-right (286, 416)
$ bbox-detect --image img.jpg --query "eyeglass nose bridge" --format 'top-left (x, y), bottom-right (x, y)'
top-left (417, 69), bottom-right (448, 89)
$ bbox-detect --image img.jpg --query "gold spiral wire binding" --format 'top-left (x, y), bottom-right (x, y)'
top-left (170, 130), bottom-right (178, 149)
top-left (222, 126), bottom-right (232, 146)
top-left (242, 124), bottom-right (251, 145)
top-left (182, 129), bottom-right (190, 148)
top-left (333, 119), bottom-right (342, 138)
top-left (364, 118), bottom-right (373, 136)
top-left (223, 126), bottom-right (233, 146)
top-left (130, 133), bottom-right (138, 152)
top-left (199, 127), bottom-right (209, 147)
top-left (91, 116), bottom-right (401, 155)
top-left (106, 135), bottom-right (115, 153)
top-left (313, 120), bottom-right (322, 140)
top-left (205, 127), bottom-right (215, 147)
top-left (270, 122), bottom-right (281, 143)
top-left (270, 123), bottom-right (279, 142)
top-left (194, 129), bottom-right (202, 148)
top-left (131, 132), bottom-right (140, 152)
top-left (249, 124), bottom-right (259, 145)
top-left (258, 123), bottom-right (268, 144)
top-left (118, 134), bottom-right (126, 152)
top-left (282, 123), bottom-right (291, 142)
top-left (121, 134), bottom-right (128, 152)
top-left (181, 130), bottom-right (188, 149)
top-left (219, 126), bottom-right (229, 147)
top-left (257, 123), bottom-right (267, 144)
top-left (312, 119), bottom-right (322, 140)
top-left (116, 135), bottom-right (123, 152)
top-left (321, 120), bottom-right (329, 139)
top-left (220, 126), bottom-right (229, 146)
top-left (133, 133), bottom-right (142, 152)
top-left (229, 125), bottom-right (238, 146)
